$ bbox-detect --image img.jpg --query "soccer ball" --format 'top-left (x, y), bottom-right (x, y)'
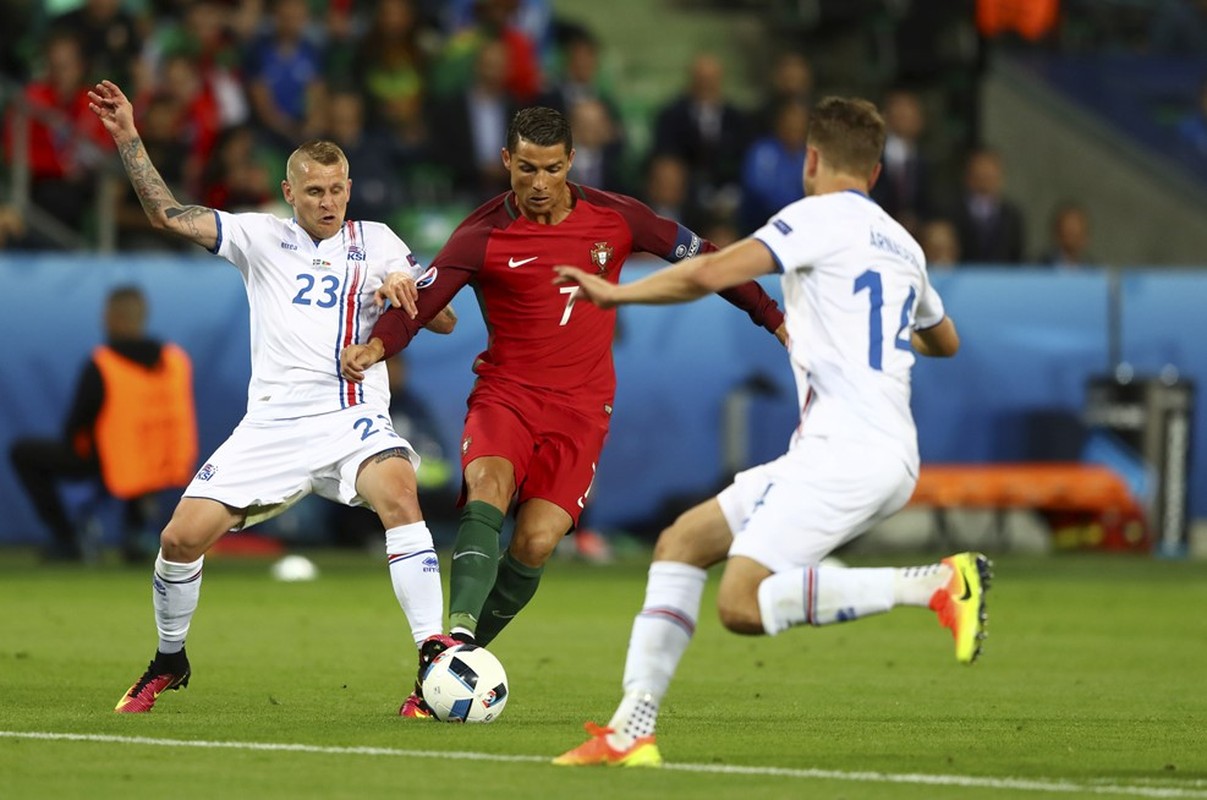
top-left (420, 644), bottom-right (509, 723)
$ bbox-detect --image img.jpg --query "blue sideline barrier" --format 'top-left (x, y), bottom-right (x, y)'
top-left (0, 255), bottom-right (1202, 544)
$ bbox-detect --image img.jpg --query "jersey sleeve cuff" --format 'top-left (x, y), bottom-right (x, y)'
top-left (753, 237), bottom-right (785, 273)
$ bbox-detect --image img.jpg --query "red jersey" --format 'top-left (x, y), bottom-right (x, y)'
top-left (373, 184), bottom-right (784, 404)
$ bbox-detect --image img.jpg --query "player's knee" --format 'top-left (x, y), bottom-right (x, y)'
top-left (372, 488), bottom-right (422, 529)
top-left (508, 528), bottom-right (560, 568)
top-left (717, 595), bottom-right (764, 636)
top-left (463, 462), bottom-right (515, 508)
top-left (159, 523), bottom-right (205, 563)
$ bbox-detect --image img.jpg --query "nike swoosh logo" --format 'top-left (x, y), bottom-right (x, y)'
top-left (490, 611), bottom-right (516, 619)
top-left (959, 568), bottom-right (973, 601)
top-left (508, 256), bottom-right (538, 268)
top-left (453, 550), bottom-right (489, 560)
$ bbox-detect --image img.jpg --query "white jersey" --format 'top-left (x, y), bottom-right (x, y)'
top-left (753, 190), bottom-right (946, 475)
top-left (211, 212), bottom-right (424, 421)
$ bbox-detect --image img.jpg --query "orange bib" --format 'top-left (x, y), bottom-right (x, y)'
top-left (93, 343), bottom-right (198, 499)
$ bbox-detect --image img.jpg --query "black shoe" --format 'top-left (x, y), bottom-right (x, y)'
top-left (416, 634), bottom-right (458, 684)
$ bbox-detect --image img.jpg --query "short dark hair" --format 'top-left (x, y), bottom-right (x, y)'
top-left (107, 284), bottom-right (146, 307)
top-left (507, 107), bottom-right (573, 154)
top-left (106, 285), bottom-right (147, 323)
top-left (807, 96), bottom-right (886, 177)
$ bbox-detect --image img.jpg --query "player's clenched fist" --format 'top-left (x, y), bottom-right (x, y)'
top-left (340, 339), bottom-right (385, 383)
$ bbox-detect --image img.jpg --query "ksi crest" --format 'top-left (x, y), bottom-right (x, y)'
top-left (589, 241), bottom-right (614, 275)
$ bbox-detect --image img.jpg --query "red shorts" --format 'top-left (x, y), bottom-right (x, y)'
top-left (459, 380), bottom-right (611, 526)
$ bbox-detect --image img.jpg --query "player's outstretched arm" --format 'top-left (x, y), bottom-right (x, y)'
top-left (555, 239), bottom-right (774, 308)
top-left (88, 80), bottom-right (218, 251)
top-left (912, 317), bottom-right (960, 357)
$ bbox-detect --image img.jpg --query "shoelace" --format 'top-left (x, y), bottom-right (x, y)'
top-left (584, 721), bottom-right (614, 738)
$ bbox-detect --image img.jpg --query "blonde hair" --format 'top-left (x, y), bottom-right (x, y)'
top-left (286, 139), bottom-right (349, 182)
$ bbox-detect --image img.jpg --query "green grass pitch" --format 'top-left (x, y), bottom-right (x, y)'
top-left (2, 548), bottom-right (1206, 799)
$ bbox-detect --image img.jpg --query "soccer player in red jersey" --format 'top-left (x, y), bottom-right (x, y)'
top-left (340, 107), bottom-right (784, 682)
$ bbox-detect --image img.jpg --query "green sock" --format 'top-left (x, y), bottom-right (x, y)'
top-left (448, 501), bottom-right (505, 635)
top-left (475, 551), bottom-right (544, 646)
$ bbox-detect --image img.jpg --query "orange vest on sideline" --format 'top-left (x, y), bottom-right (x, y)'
top-left (92, 343), bottom-right (199, 499)
top-left (977, 0), bottom-right (1059, 41)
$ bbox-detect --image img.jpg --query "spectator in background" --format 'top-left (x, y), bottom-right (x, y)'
top-left (567, 98), bottom-right (626, 192)
top-left (652, 53), bottom-right (751, 222)
top-left (919, 218), bottom-right (961, 269)
top-left (870, 88), bottom-right (933, 234)
top-left (9, 285), bottom-right (198, 563)
top-left (3, 31), bottom-right (114, 245)
top-left (144, 0), bottom-right (249, 130)
top-left (430, 0), bottom-right (542, 103)
top-left (438, 0), bottom-right (554, 59)
top-left (754, 51), bottom-right (813, 135)
top-left (353, 0), bottom-right (430, 150)
top-left (201, 124), bottom-right (276, 212)
top-left (641, 153), bottom-right (707, 231)
top-left (951, 148), bottom-right (1025, 264)
top-left (538, 25), bottom-right (622, 124)
top-left (1040, 202), bottom-right (1094, 267)
top-left (325, 89), bottom-right (410, 223)
top-left (51, 0), bottom-right (142, 88)
top-left (244, 0), bottom-right (326, 153)
top-left (154, 53), bottom-right (222, 195)
top-left (740, 99), bottom-right (808, 233)
top-left (427, 39), bottom-right (517, 203)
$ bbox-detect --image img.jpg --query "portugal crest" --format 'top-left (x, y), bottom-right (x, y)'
top-left (589, 241), bottom-right (614, 274)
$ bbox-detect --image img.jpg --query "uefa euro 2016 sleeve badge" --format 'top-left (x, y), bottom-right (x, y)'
top-left (589, 241), bottom-right (614, 275)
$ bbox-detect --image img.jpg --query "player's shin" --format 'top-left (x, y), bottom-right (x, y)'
top-left (474, 551), bottom-right (542, 645)
top-left (153, 551), bottom-right (204, 654)
top-left (606, 561), bottom-right (706, 750)
top-left (448, 500), bottom-right (505, 637)
top-left (385, 522), bottom-right (443, 644)
top-left (758, 566), bottom-right (896, 634)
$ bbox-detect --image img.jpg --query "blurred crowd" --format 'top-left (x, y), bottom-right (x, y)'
top-left (8, 0), bottom-right (1203, 265)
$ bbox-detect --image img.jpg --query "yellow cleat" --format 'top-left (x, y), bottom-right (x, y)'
top-left (929, 552), bottom-right (992, 664)
top-left (552, 722), bottom-right (663, 768)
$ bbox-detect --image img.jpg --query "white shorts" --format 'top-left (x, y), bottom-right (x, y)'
top-left (719, 436), bottom-right (916, 573)
top-left (183, 405), bottom-right (420, 529)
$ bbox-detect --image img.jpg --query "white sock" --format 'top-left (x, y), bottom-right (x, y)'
top-left (153, 551), bottom-right (204, 654)
top-left (758, 566), bottom-right (896, 635)
top-left (386, 522), bottom-right (443, 645)
top-left (893, 562), bottom-right (953, 606)
top-left (606, 561), bottom-right (706, 750)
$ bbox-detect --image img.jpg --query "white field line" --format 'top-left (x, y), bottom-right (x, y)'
top-left (1, 730), bottom-right (1204, 799)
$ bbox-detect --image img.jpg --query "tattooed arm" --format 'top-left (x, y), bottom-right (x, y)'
top-left (88, 80), bottom-right (219, 251)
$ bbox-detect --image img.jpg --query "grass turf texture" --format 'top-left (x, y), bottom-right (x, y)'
top-left (1, 550), bottom-right (1206, 799)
